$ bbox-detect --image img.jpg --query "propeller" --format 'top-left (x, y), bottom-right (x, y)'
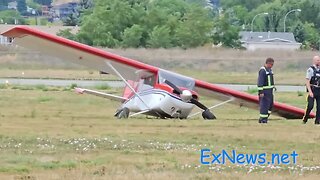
top-left (164, 80), bottom-right (216, 120)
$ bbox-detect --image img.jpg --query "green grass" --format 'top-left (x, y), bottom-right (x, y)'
top-left (37, 96), bottom-right (54, 103)
top-left (246, 87), bottom-right (258, 94)
top-left (94, 84), bottom-right (110, 90)
top-left (0, 84), bottom-right (6, 89)
top-left (175, 69), bottom-right (306, 85)
top-left (0, 87), bottom-right (319, 179)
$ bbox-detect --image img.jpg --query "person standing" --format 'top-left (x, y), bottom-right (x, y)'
top-left (302, 55), bottom-right (320, 124)
top-left (257, 58), bottom-right (275, 123)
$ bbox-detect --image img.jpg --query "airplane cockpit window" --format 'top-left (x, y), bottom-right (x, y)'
top-left (137, 75), bottom-right (155, 91)
top-left (143, 76), bottom-right (155, 86)
top-left (158, 69), bottom-right (195, 90)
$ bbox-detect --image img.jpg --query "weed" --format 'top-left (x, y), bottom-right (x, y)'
top-left (95, 84), bottom-right (110, 90)
top-left (31, 109), bottom-right (36, 118)
top-left (246, 87), bottom-right (258, 94)
top-left (16, 86), bottom-right (34, 90)
top-left (70, 83), bottom-right (78, 89)
top-left (0, 84), bottom-right (6, 89)
top-left (37, 96), bottom-right (53, 103)
top-left (297, 91), bottom-right (304, 97)
top-left (35, 84), bottom-right (48, 91)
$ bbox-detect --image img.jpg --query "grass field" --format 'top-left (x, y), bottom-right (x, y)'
top-left (1, 85), bottom-right (320, 179)
top-left (1, 48), bottom-right (319, 179)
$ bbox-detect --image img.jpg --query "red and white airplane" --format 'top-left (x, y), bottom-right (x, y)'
top-left (1, 26), bottom-right (315, 120)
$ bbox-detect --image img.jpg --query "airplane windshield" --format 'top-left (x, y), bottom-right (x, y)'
top-left (158, 69), bottom-right (195, 90)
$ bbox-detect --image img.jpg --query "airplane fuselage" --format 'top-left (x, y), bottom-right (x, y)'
top-left (122, 88), bottom-right (195, 119)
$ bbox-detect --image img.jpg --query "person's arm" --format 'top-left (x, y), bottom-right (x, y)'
top-left (257, 69), bottom-right (265, 97)
top-left (306, 68), bottom-right (314, 98)
top-left (306, 79), bottom-right (313, 98)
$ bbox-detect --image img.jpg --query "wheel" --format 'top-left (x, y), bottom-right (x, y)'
top-left (202, 109), bottom-right (216, 120)
top-left (116, 107), bottom-right (130, 119)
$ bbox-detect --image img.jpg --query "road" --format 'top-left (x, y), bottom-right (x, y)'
top-left (0, 78), bottom-right (305, 92)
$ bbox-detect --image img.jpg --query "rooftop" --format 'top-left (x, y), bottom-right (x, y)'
top-left (240, 31), bottom-right (297, 43)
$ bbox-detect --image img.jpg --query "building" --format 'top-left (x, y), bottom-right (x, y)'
top-left (41, 5), bottom-right (50, 16)
top-left (240, 31), bottom-right (301, 51)
top-left (52, 2), bottom-right (78, 18)
top-left (8, 1), bottom-right (17, 10)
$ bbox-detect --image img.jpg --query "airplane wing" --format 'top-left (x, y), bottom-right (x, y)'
top-left (1, 26), bottom-right (157, 81)
top-left (194, 80), bottom-right (314, 119)
top-left (75, 87), bottom-right (127, 102)
top-left (1, 26), bottom-right (313, 119)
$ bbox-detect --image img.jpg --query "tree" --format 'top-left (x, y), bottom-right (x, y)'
top-left (78, 0), bottom-right (136, 47)
top-left (292, 22), bottom-right (305, 43)
top-left (62, 0), bottom-right (94, 26)
top-left (301, 23), bottom-right (320, 50)
top-left (78, 0), bottom-right (94, 10)
top-left (26, 0), bottom-right (41, 11)
top-left (0, 0), bottom-right (9, 11)
top-left (75, 0), bottom-right (94, 25)
top-left (211, 15), bottom-right (241, 48)
top-left (220, 0), bottom-right (273, 11)
top-left (251, 0), bottom-right (286, 32)
top-left (122, 24), bottom-right (144, 48)
top-left (147, 26), bottom-right (172, 48)
top-left (78, 0), bottom-right (213, 48)
top-left (57, 29), bottom-right (77, 41)
top-left (174, 5), bottom-right (213, 48)
top-left (63, 12), bottom-right (79, 26)
top-left (17, 0), bottom-right (27, 15)
top-left (0, 10), bottom-right (27, 24)
top-left (223, 6), bottom-right (249, 27)
top-left (299, 0), bottom-right (320, 29)
top-left (291, 21), bottom-right (320, 50)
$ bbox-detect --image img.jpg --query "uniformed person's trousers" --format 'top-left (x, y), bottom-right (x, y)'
top-left (303, 92), bottom-right (320, 124)
top-left (259, 89), bottom-right (274, 123)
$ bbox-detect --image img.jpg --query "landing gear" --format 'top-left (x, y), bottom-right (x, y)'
top-left (202, 109), bottom-right (216, 120)
top-left (114, 107), bottom-right (130, 119)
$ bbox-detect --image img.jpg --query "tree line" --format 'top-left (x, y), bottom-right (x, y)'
top-left (60, 0), bottom-right (217, 49)
top-left (61, 0), bottom-right (320, 49)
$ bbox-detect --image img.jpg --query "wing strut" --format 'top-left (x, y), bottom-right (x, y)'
top-left (188, 97), bottom-right (235, 118)
top-left (75, 87), bottom-right (127, 102)
top-left (106, 62), bottom-right (150, 110)
top-left (129, 110), bottom-right (151, 117)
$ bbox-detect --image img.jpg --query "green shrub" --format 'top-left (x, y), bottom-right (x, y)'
top-left (246, 87), bottom-right (258, 94)
top-left (297, 91), bottom-right (304, 97)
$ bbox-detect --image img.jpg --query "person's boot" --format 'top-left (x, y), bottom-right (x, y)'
top-left (259, 118), bottom-right (267, 124)
top-left (302, 117), bottom-right (308, 124)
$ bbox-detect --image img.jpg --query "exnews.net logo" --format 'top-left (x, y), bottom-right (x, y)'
top-left (200, 149), bottom-right (298, 165)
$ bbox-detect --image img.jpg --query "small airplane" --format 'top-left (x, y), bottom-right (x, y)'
top-left (1, 26), bottom-right (315, 120)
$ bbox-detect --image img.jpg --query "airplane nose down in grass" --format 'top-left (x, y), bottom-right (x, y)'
top-left (1, 26), bottom-right (314, 120)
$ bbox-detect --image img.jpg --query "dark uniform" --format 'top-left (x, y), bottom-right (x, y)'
top-left (303, 65), bottom-right (320, 124)
top-left (257, 66), bottom-right (274, 123)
